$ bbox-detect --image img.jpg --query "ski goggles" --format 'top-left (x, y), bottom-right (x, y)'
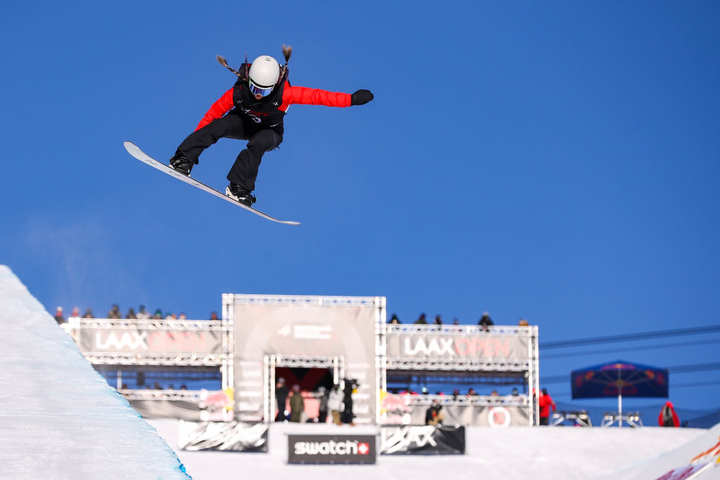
top-left (249, 79), bottom-right (275, 97)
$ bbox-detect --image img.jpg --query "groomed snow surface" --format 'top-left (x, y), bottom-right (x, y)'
top-left (0, 266), bottom-right (190, 480)
top-left (149, 420), bottom-right (718, 480)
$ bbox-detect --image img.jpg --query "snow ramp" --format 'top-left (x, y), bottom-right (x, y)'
top-left (611, 422), bottom-right (720, 480)
top-left (0, 265), bottom-right (191, 480)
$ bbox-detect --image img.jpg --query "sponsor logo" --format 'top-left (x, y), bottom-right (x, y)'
top-left (277, 324), bottom-right (332, 340)
top-left (401, 336), bottom-right (514, 358)
top-left (95, 332), bottom-right (147, 350)
top-left (93, 331), bottom-right (216, 352)
top-left (381, 426), bottom-right (437, 454)
top-left (294, 440), bottom-right (370, 456)
top-left (488, 406), bottom-right (512, 428)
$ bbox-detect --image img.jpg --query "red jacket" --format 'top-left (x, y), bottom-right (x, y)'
top-left (658, 401), bottom-right (680, 427)
top-left (539, 393), bottom-right (556, 418)
top-left (195, 82), bottom-right (352, 131)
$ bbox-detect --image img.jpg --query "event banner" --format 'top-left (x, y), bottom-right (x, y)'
top-left (380, 394), bottom-right (531, 427)
top-left (380, 426), bottom-right (465, 455)
top-left (287, 434), bottom-right (377, 465)
top-left (177, 421), bottom-right (268, 452)
top-left (386, 328), bottom-right (529, 364)
top-left (229, 295), bottom-right (381, 423)
top-left (130, 393), bottom-right (232, 422)
top-left (72, 320), bottom-right (223, 355)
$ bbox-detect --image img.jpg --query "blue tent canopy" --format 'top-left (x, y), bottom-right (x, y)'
top-left (571, 360), bottom-right (669, 399)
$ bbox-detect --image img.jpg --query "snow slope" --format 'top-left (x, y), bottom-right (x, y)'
top-left (149, 420), bottom-right (705, 480)
top-left (0, 265), bottom-right (190, 480)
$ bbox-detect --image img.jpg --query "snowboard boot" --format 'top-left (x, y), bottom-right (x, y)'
top-left (225, 183), bottom-right (256, 207)
top-left (168, 152), bottom-right (194, 176)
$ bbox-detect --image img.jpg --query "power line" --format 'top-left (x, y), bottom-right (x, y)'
top-left (540, 325), bottom-right (720, 350)
top-left (542, 337), bottom-right (720, 360)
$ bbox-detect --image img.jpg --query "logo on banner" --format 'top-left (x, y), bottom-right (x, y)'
top-left (488, 406), bottom-right (512, 428)
top-left (401, 336), bottom-right (514, 358)
top-left (95, 332), bottom-right (148, 350)
top-left (294, 440), bottom-right (370, 456)
top-left (277, 324), bottom-right (332, 340)
top-left (381, 426), bottom-right (437, 454)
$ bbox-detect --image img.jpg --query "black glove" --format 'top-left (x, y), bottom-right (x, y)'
top-left (351, 89), bottom-right (374, 106)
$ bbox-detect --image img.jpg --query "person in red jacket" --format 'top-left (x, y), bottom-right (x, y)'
top-left (168, 51), bottom-right (374, 206)
top-left (538, 388), bottom-right (556, 426)
top-left (658, 401), bottom-right (680, 427)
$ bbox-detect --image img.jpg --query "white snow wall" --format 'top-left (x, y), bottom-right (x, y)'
top-left (0, 265), bottom-right (191, 480)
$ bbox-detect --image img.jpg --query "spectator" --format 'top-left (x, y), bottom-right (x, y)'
top-left (425, 399), bottom-right (444, 426)
top-left (275, 377), bottom-right (289, 422)
top-left (108, 304), bottom-right (121, 319)
top-left (328, 384), bottom-right (343, 425)
top-left (434, 314), bottom-right (443, 325)
top-left (538, 388), bottom-right (556, 426)
top-left (210, 311), bottom-right (219, 320)
top-left (289, 384), bottom-right (304, 422)
top-left (414, 313), bottom-right (428, 324)
top-left (478, 312), bottom-right (494, 331)
top-left (468, 387), bottom-right (477, 396)
top-left (452, 389), bottom-right (460, 401)
top-left (53, 307), bottom-right (65, 324)
top-left (511, 387), bottom-right (519, 396)
top-left (490, 390), bottom-right (499, 397)
top-left (179, 313), bottom-right (187, 320)
top-left (658, 401), bottom-right (680, 427)
top-left (82, 308), bottom-right (94, 318)
top-left (421, 386), bottom-right (429, 395)
top-left (125, 308), bottom-right (137, 319)
top-left (341, 379), bottom-right (357, 425)
top-left (518, 318), bottom-right (529, 326)
top-left (452, 317), bottom-right (460, 325)
top-left (136, 305), bottom-right (150, 319)
top-left (152, 309), bottom-right (163, 319)
top-left (317, 386), bottom-right (329, 423)
top-left (165, 313), bottom-right (177, 320)
top-left (70, 306), bottom-right (80, 318)
top-left (153, 382), bottom-right (162, 390)
top-left (389, 313), bottom-right (400, 324)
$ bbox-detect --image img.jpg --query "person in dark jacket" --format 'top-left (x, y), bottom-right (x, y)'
top-left (425, 399), bottom-right (444, 426)
top-left (478, 312), bottom-right (494, 331)
top-left (414, 313), bottom-right (428, 324)
top-left (168, 47), bottom-right (374, 207)
top-left (317, 386), bottom-right (329, 423)
top-left (275, 377), bottom-right (289, 422)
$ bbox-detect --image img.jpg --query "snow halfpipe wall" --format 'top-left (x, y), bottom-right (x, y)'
top-left (0, 265), bottom-right (191, 480)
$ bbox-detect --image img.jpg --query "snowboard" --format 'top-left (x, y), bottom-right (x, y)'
top-left (123, 141), bottom-right (300, 226)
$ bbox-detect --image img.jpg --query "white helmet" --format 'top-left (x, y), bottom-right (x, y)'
top-left (248, 55), bottom-right (280, 97)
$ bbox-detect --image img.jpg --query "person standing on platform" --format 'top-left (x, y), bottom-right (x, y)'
top-left (328, 384), bottom-right (343, 425)
top-left (538, 388), bottom-right (556, 425)
top-left (290, 384), bottom-right (304, 422)
top-left (275, 377), bottom-right (289, 422)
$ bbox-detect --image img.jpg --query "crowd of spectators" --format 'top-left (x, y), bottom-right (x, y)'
top-left (387, 311), bottom-right (530, 328)
top-left (53, 304), bottom-right (220, 324)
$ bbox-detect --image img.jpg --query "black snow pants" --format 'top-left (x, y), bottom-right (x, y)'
top-left (176, 113), bottom-right (283, 192)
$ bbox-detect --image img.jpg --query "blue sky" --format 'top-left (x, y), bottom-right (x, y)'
top-left (1, 1), bottom-right (718, 411)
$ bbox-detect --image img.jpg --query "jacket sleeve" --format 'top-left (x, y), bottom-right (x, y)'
top-left (280, 83), bottom-right (352, 111)
top-left (195, 88), bottom-right (235, 131)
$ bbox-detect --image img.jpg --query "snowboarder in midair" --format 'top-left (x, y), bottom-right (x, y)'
top-left (168, 47), bottom-right (374, 207)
